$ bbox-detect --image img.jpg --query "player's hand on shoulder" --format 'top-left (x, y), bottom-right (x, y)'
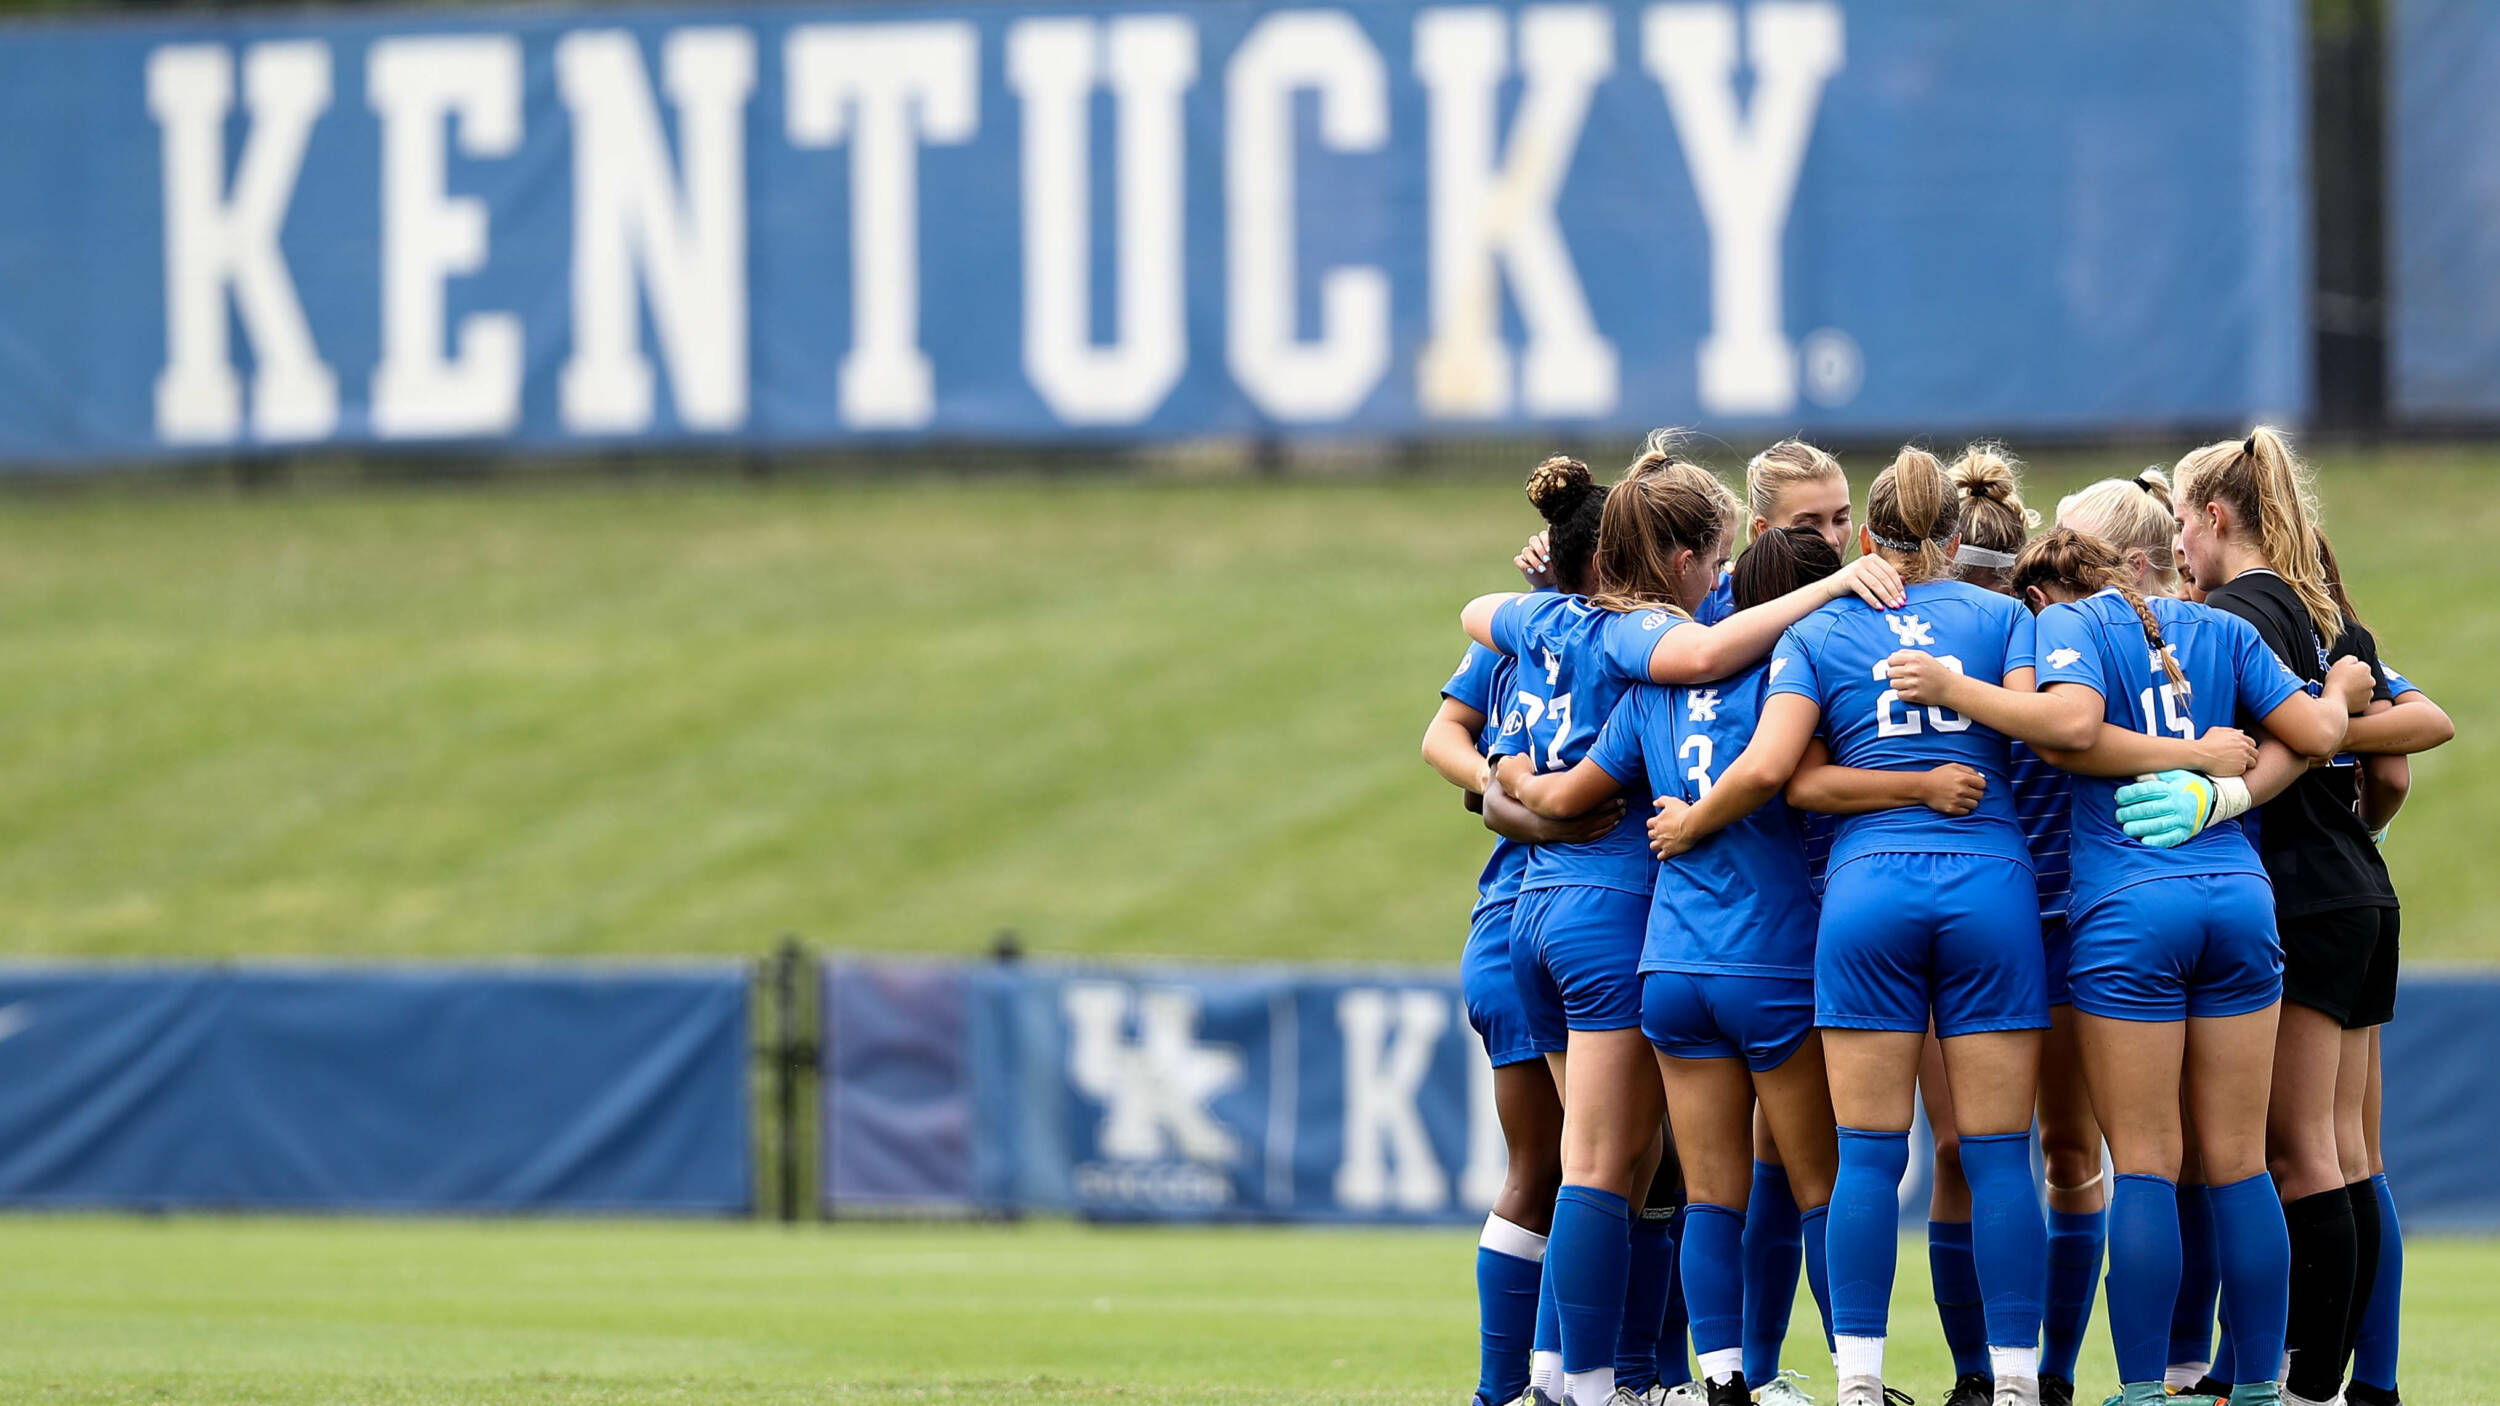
top-left (1921, 763), bottom-right (1986, 816)
top-left (1884, 649), bottom-right (1957, 706)
top-left (1832, 554), bottom-right (1907, 610)
top-left (1648, 795), bottom-right (1696, 859)
top-left (2191, 726), bottom-right (2258, 778)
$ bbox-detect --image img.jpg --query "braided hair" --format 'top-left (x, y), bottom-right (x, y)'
top-left (2011, 527), bottom-right (2192, 704)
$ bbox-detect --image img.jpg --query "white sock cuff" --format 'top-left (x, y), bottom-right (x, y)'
top-left (1835, 1334), bottom-right (1885, 1380)
top-left (2164, 1363), bottom-right (2211, 1391)
top-left (1989, 1345), bottom-right (2040, 1384)
top-left (1564, 1367), bottom-right (1617, 1406)
top-left (1699, 1348), bottom-right (1745, 1383)
top-left (1480, 1213), bottom-right (1550, 1262)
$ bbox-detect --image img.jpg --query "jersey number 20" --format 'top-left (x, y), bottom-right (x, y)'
top-left (1872, 656), bottom-right (1971, 738)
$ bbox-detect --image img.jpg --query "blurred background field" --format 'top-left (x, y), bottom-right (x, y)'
top-left (2, 444), bottom-right (2489, 966)
top-left (1, 1217), bottom-right (2491, 1406)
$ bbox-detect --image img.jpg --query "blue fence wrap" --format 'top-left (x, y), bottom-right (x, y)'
top-left (2391, 0), bottom-right (2500, 421)
top-left (0, 966), bottom-right (750, 1213)
top-left (828, 961), bottom-right (2500, 1227)
top-left (0, 0), bottom-right (2304, 463)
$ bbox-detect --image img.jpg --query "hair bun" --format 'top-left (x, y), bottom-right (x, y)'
top-left (1525, 456), bottom-right (1595, 521)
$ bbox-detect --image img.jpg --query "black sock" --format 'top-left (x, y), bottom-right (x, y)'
top-left (2344, 1179), bottom-right (2382, 1372)
top-left (2284, 1188), bottom-right (2359, 1402)
top-left (2346, 1381), bottom-right (2401, 1406)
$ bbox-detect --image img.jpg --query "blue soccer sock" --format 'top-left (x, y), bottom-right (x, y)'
top-left (1617, 1214), bottom-right (1674, 1392)
top-left (2209, 1172), bottom-right (2290, 1395)
top-left (2045, 1204), bottom-right (2106, 1381)
top-left (1743, 1161), bottom-right (1806, 1382)
top-left (1831, 1128), bottom-right (1911, 1346)
top-left (2170, 1181), bottom-right (2222, 1383)
top-left (2351, 1173), bottom-right (2404, 1392)
top-left (1961, 1130), bottom-right (2050, 1368)
top-left (1927, 1218), bottom-right (1990, 1378)
top-left (1477, 1214), bottom-right (1549, 1405)
top-left (1552, 1185), bottom-right (1633, 1406)
top-left (2107, 1174), bottom-right (2183, 1387)
top-left (1801, 1202), bottom-right (1836, 1352)
top-left (1681, 1202), bottom-right (1748, 1362)
top-left (1660, 1202), bottom-right (1693, 1387)
top-left (1534, 1255), bottom-right (1564, 1401)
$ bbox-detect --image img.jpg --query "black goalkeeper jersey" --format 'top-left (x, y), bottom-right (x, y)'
top-left (2204, 569), bottom-right (2396, 916)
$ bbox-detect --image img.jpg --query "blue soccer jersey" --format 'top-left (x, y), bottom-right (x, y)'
top-left (1586, 666), bottom-right (1818, 979)
top-left (1696, 572), bottom-right (1737, 626)
top-left (2035, 590), bottom-right (2310, 914)
top-left (1442, 643), bottom-right (1529, 911)
top-left (1489, 593), bottom-right (1688, 895)
top-left (2010, 742), bottom-right (2073, 922)
top-left (1767, 579), bottom-right (2038, 874)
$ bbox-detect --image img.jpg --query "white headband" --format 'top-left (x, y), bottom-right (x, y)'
top-left (1954, 544), bottom-right (2018, 570)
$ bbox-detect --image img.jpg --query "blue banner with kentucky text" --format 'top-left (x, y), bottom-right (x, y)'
top-left (0, 0), bottom-right (2303, 464)
top-left (828, 960), bottom-right (2500, 1227)
top-left (0, 966), bottom-right (751, 1213)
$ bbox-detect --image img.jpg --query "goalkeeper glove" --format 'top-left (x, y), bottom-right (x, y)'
top-left (2114, 770), bottom-right (2252, 850)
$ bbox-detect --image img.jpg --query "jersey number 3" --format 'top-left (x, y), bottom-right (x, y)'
top-left (1872, 656), bottom-right (1971, 738)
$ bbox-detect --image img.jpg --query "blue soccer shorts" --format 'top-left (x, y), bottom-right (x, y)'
top-left (1641, 969), bottom-right (1815, 1072)
top-left (1464, 898), bottom-right (1558, 1066)
top-left (2066, 872), bottom-right (2282, 1022)
top-left (1815, 852), bottom-right (2049, 1038)
top-left (1509, 885), bottom-right (1649, 1039)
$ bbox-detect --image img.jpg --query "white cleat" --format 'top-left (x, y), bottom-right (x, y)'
top-left (1662, 1384), bottom-right (1709, 1406)
top-left (1836, 1376), bottom-right (1886, 1406)
top-left (1758, 1372), bottom-right (1820, 1406)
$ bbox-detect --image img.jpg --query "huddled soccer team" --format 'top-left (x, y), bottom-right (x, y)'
top-left (1420, 430), bottom-right (2455, 1406)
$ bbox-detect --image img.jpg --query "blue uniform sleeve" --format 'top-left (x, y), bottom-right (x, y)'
top-left (2230, 612), bottom-right (2309, 719)
top-left (1442, 644), bottom-right (1501, 714)
top-left (1586, 692), bottom-right (1649, 786)
top-left (1599, 607), bottom-right (1685, 683)
top-left (1766, 624), bottom-right (1821, 706)
top-left (2383, 663), bottom-right (2419, 699)
top-left (2033, 603), bottom-right (2107, 699)
top-left (1489, 595), bottom-right (1532, 658)
top-left (2000, 597), bottom-right (2038, 675)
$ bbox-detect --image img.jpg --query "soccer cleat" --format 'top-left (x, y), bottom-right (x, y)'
top-left (1664, 1384), bottom-right (1710, 1406)
top-left (1609, 1388), bottom-right (1649, 1406)
top-left (2040, 1376), bottom-right (2075, 1406)
top-left (2185, 1384), bottom-right (2233, 1403)
top-left (1529, 1390), bottom-right (1564, 1406)
top-left (1835, 1376), bottom-right (1885, 1406)
top-left (1706, 1374), bottom-right (1754, 1406)
top-left (1944, 1375), bottom-right (1993, 1406)
top-left (1758, 1371), bottom-right (1820, 1406)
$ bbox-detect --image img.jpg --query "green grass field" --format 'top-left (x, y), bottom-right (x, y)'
top-left (0, 444), bottom-right (2489, 964)
top-left (0, 1217), bottom-right (2490, 1404)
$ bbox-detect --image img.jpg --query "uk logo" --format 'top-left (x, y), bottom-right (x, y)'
top-left (1886, 613), bottom-right (1935, 647)
top-left (1687, 689), bottom-right (1722, 721)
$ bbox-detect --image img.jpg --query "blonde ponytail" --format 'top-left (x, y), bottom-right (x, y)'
top-left (1589, 433), bottom-right (1728, 615)
top-left (2174, 425), bottom-right (2342, 643)
top-left (1866, 446), bottom-right (1957, 582)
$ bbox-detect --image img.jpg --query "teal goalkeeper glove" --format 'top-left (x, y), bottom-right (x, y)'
top-left (2114, 770), bottom-right (2253, 850)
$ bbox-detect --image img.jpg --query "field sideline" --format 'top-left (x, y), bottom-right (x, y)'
top-left (0, 445), bottom-right (2488, 964)
top-left (1, 1217), bottom-right (2494, 1404)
